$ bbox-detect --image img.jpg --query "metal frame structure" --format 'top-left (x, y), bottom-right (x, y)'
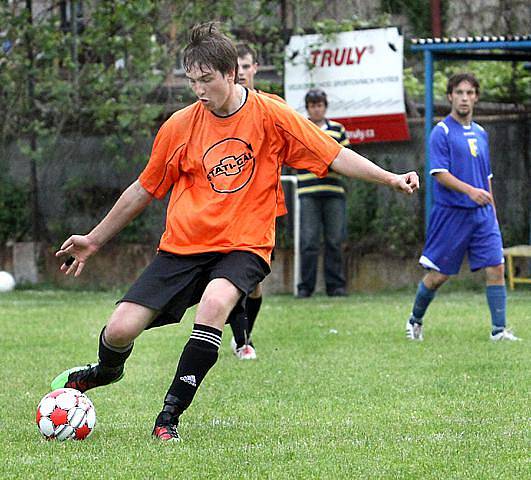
top-left (281, 175), bottom-right (300, 295)
top-left (410, 36), bottom-right (531, 230)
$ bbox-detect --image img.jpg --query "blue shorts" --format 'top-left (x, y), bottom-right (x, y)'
top-left (420, 204), bottom-right (504, 275)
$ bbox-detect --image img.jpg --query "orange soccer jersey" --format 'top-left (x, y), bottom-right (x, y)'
top-left (139, 89), bottom-right (341, 265)
top-left (255, 90), bottom-right (288, 217)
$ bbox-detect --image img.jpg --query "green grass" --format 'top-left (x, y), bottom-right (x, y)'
top-left (0, 288), bottom-right (529, 479)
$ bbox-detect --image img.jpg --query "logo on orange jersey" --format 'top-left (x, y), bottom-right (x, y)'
top-left (203, 138), bottom-right (255, 193)
top-left (467, 138), bottom-right (478, 157)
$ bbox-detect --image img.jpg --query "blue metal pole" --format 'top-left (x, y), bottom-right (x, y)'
top-left (424, 50), bottom-right (434, 235)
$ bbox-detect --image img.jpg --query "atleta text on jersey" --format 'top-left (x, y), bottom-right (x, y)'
top-left (138, 90), bottom-right (341, 264)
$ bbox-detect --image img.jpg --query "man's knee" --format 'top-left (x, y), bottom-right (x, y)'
top-left (423, 271), bottom-right (449, 290)
top-left (106, 302), bottom-right (155, 346)
top-left (250, 283), bottom-right (262, 298)
top-left (197, 279), bottom-right (241, 328)
top-left (105, 319), bottom-right (137, 347)
top-left (486, 264), bottom-right (505, 284)
top-left (200, 294), bottom-right (231, 320)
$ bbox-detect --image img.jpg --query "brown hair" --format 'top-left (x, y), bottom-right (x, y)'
top-left (236, 43), bottom-right (258, 63)
top-left (183, 22), bottom-right (238, 82)
top-left (305, 88), bottom-right (328, 108)
top-left (446, 73), bottom-right (480, 96)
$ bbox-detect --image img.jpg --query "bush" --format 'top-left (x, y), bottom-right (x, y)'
top-left (404, 62), bottom-right (531, 103)
top-left (0, 179), bottom-right (31, 243)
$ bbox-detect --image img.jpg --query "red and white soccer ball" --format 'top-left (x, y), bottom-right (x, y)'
top-left (36, 388), bottom-right (96, 441)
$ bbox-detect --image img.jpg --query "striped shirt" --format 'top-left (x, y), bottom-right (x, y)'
top-left (296, 119), bottom-right (349, 197)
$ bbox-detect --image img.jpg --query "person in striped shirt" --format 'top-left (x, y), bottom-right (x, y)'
top-left (297, 89), bottom-right (350, 298)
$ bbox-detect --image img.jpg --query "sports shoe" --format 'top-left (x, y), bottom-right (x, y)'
top-left (152, 423), bottom-right (181, 441)
top-left (230, 337), bottom-right (257, 360)
top-left (152, 411), bottom-right (181, 441)
top-left (490, 329), bottom-right (521, 342)
top-left (296, 289), bottom-right (312, 299)
top-left (51, 363), bottom-right (124, 393)
top-left (405, 319), bottom-right (423, 341)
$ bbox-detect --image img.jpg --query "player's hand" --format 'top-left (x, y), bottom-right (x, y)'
top-left (391, 171), bottom-right (420, 195)
top-left (467, 187), bottom-right (492, 206)
top-left (55, 235), bottom-right (99, 277)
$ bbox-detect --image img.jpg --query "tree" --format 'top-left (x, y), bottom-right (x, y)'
top-left (0, 0), bottom-right (168, 242)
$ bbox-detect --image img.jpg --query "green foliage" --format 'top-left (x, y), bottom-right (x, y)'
top-left (371, 202), bottom-right (421, 255)
top-left (346, 177), bottom-right (422, 256)
top-left (0, 177), bottom-right (30, 243)
top-left (255, 79), bottom-right (284, 98)
top-left (68, 0), bottom-right (167, 167)
top-left (0, 6), bottom-right (74, 145)
top-left (346, 181), bottom-right (379, 240)
top-left (438, 61), bottom-right (530, 103)
top-left (381, 0), bottom-right (431, 36)
top-left (62, 177), bottom-right (122, 215)
top-left (0, 1), bottom-right (169, 242)
top-left (403, 66), bottom-right (424, 99)
top-left (405, 62), bottom-right (531, 103)
top-left (312, 13), bottom-right (393, 37)
top-left (50, 174), bottom-right (165, 245)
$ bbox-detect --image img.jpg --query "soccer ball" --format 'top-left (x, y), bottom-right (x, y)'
top-left (36, 388), bottom-right (96, 441)
top-left (0, 271), bottom-right (15, 293)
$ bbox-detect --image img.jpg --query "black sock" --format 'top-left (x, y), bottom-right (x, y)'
top-left (246, 296), bottom-right (262, 336)
top-left (155, 393), bottom-right (182, 427)
top-left (228, 309), bottom-right (248, 348)
top-left (97, 327), bottom-right (133, 379)
top-left (158, 324), bottom-right (221, 424)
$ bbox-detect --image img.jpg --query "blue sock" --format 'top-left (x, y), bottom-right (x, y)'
top-left (486, 285), bottom-right (506, 334)
top-left (410, 281), bottom-right (436, 324)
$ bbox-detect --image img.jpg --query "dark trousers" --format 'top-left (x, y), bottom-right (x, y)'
top-left (298, 195), bottom-right (346, 294)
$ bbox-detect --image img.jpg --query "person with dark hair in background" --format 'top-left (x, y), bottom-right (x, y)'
top-left (296, 88), bottom-right (350, 298)
top-left (405, 72), bottom-right (520, 342)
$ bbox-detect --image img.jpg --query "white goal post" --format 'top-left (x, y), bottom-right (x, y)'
top-left (280, 175), bottom-right (300, 296)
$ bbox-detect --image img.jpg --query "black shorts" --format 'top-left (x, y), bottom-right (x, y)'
top-left (119, 250), bottom-right (270, 329)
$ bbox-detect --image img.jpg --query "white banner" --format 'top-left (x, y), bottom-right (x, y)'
top-left (284, 28), bottom-right (409, 143)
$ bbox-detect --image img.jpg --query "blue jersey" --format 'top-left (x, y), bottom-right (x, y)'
top-left (429, 115), bottom-right (492, 208)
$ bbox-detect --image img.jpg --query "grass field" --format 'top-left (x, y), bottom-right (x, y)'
top-left (0, 287), bottom-right (529, 479)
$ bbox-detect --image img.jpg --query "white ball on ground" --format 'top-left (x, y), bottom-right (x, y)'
top-left (36, 388), bottom-right (96, 441)
top-left (0, 271), bottom-right (16, 292)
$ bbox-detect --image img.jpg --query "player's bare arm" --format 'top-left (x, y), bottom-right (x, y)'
top-left (56, 180), bottom-right (153, 276)
top-left (434, 171), bottom-right (492, 206)
top-left (488, 177), bottom-right (498, 217)
top-left (330, 147), bottom-right (419, 194)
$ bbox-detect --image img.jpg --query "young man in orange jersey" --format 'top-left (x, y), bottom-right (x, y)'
top-left (226, 42), bottom-right (288, 360)
top-left (52, 23), bottom-right (419, 442)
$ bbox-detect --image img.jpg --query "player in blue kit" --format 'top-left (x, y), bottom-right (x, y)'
top-left (405, 72), bottom-right (520, 342)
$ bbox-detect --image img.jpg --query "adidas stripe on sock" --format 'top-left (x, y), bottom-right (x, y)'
top-left (163, 324), bottom-right (222, 415)
top-left (189, 325), bottom-right (222, 349)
